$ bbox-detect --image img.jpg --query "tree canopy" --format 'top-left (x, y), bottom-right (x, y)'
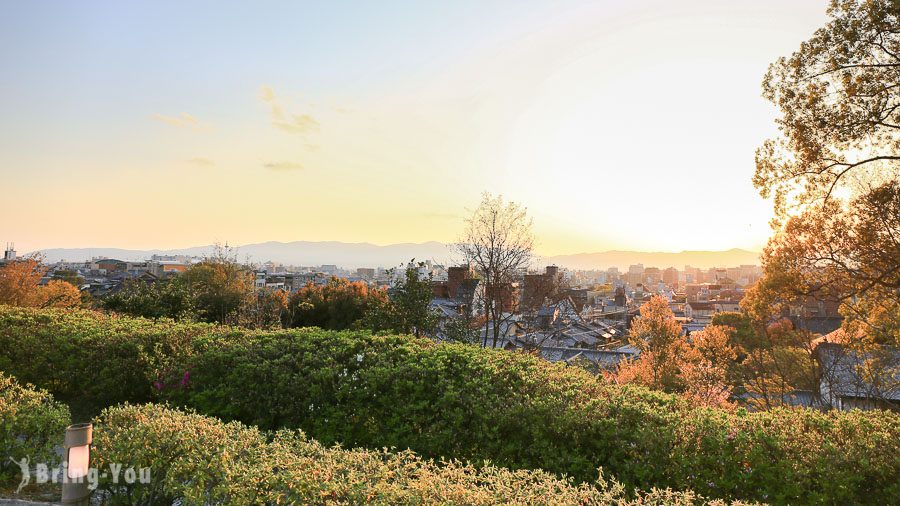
top-left (755, 0), bottom-right (899, 217)
top-left (287, 277), bottom-right (385, 330)
top-left (753, 0), bottom-right (899, 356)
top-left (0, 255), bottom-right (81, 309)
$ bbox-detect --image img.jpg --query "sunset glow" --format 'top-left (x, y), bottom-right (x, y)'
top-left (0, 0), bottom-right (828, 255)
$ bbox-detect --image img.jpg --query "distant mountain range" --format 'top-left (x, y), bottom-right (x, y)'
top-left (541, 249), bottom-right (761, 271)
top-left (36, 241), bottom-right (454, 269)
top-left (35, 241), bottom-right (760, 270)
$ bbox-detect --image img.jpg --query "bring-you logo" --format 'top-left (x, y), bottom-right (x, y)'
top-left (9, 456), bottom-right (150, 493)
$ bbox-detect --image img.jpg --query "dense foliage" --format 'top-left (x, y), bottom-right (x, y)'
top-left (0, 255), bottom-right (82, 309)
top-left (614, 297), bottom-right (737, 409)
top-left (711, 311), bottom-right (822, 410)
top-left (755, 0), bottom-right (898, 218)
top-left (753, 0), bottom-right (899, 396)
top-left (1, 306), bottom-right (898, 504)
top-left (178, 257), bottom-right (258, 325)
top-left (93, 403), bottom-right (735, 506)
top-left (0, 371), bottom-right (70, 482)
top-left (101, 246), bottom-right (287, 329)
top-left (286, 277), bottom-right (385, 330)
top-left (0, 307), bottom-right (211, 419)
top-left (165, 328), bottom-right (899, 504)
top-left (102, 278), bottom-right (197, 320)
top-left (362, 261), bottom-right (438, 337)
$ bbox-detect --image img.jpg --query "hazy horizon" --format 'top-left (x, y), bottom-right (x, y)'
top-left (28, 239), bottom-right (762, 270)
top-left (28, 238), bottom-right (759, 254)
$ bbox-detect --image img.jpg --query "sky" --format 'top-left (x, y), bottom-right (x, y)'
top-left (0, 0), bottom-right (830, 256)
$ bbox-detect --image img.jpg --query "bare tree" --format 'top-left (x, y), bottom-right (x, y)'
top-left (457, 193), bottom-right (534, 348)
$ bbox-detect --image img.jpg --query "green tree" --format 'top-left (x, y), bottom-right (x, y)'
top-left (179, 246), bottom-right (255, 326)
top-left (363, 261), bottom-right (438, 338)
top-left (442, 312), bottom-right (481, 344)
top-left (717, 281), bottom-right (823, 410)
top-left (389, 261), bottom-right (438, 337)
top-left (102, 279), bottom-right (196, 320)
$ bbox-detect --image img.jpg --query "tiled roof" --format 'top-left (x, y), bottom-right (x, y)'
top-left (817, 343), bottom-right (900, 402)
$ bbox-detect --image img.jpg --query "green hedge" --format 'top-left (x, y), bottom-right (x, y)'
top-left (1, 306), bottom-right (898, 504)
top-left (166, 329), bottom-right (900, 504)
top-left (93, 403), bottom-right (737, 505)
top-left (0, 306), bottom-right (217, 419)
top-left (0, 371), bottom-right (70, 482)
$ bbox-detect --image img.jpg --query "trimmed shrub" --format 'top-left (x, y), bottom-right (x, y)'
top-left (92, 403), bottom-right (740, 505)
top-left (0, 371), bottom-right (70, 482)
top-left (0, 306), bottom-right (217, 419)
top-left (1, 306), bottom-right (898, 504)
top-left (167, 329), bottom-right (900, 504)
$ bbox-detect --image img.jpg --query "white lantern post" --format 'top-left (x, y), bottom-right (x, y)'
top-left (61, 423), bottom-right (92, 505)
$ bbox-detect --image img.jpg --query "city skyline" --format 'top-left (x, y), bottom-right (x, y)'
top-left (1, 0), bottom-right (829, 254)
top-left (20, 239), bottom-right (763, 270)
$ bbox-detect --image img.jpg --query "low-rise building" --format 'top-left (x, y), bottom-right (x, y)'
top-left (816, 329), bottom-right (899, 411)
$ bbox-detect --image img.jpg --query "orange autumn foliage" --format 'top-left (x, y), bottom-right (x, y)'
top-left (612, 297), bottom-right (736, 409)
top-left (0, 256), bottom-right (82, 308)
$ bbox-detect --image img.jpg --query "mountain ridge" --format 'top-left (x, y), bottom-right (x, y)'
top-left (33, 241), bottom-right (760, 270)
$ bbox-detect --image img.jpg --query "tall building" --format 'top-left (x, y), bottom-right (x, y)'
top-left (95, 258), bottom-right (127, 273)
top-left (614, 286), bottom-right (627, 307)
top-left (2, 243), bottom-right (15, 263)
top-left (447, 265), bottom-right (475, 299)
top-left (713, 268), bottom-right (728, 282)
top-left (605, 267), bottom-right (620, 283)
top-left (662, 267), bottom-right (679, 286)
top-left (521, 266), bottom-right (560, 310)
top-left (485, 281), bottom-right (519, 313)
top-left (545, 265), bottom-right (559, 280)
top-left (644, 267), bottom-right (661, 285)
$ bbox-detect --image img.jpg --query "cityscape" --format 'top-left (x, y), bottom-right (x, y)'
top-left (0, 231), bottom-right (860, 413)
top-left (0, 1), bottom-right (897, 505)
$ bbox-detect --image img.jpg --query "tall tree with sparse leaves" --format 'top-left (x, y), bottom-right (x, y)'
top-left (457, 193), bottom-right (534, 348)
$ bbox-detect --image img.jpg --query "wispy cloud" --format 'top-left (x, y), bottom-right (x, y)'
top-left (263, 160), bottom-right (304, 171)
top-left (151, 112), bottom-right (211, 131)
top-left (186, 157), bottom-right (215, 167)
top-left (259, 85), bottom-right (276, 103)
top-left (259, 85), bottom-right (320, 135)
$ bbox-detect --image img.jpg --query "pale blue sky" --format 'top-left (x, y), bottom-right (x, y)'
top-left (0, 0), bottom-right (829, 254)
